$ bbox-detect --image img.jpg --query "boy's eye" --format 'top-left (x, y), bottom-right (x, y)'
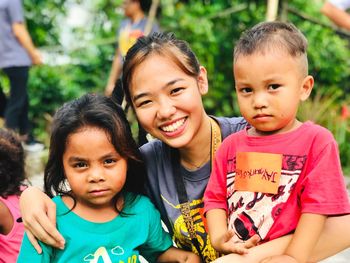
top-left (268, 84), bottom-right (280, 90)
top-left (240, 87), bottom-right (252, 93)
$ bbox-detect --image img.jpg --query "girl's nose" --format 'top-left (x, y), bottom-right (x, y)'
top-left (88, 166), bottom-right (105, 182)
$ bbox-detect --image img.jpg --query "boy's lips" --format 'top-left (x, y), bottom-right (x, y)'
top-left (253, 114), bottom-right (272, 121)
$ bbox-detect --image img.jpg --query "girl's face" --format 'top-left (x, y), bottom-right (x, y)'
top-left (62, 126), bottom-right (127, 211)
top-left (130, 54), bottom-right (209, 149)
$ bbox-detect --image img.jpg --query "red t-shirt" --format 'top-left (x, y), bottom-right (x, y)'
top-left (204, 122), bottom-right (350, 242)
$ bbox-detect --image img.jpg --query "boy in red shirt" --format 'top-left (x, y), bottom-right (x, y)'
top-left (204, 21), bottom-right (350, 263)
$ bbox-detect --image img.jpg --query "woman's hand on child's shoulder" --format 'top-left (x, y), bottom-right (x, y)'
top-left (20, 187), bottom-right (65, 253)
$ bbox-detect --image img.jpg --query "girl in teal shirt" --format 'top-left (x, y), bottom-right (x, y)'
top-left (17, 94), bottom-right (199, 263)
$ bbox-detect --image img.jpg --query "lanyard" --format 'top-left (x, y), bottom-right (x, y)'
top-left (170, 117), bottom-right (222, 261)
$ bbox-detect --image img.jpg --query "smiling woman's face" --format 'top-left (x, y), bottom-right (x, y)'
top-left (129, 54), bottom-right (209, 149)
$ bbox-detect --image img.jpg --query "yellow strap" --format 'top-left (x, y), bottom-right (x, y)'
top-left (209, 117), bottom-right (222, 168)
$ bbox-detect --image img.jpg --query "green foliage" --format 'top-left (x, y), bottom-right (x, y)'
top-left (19, 0), bottom-right (350, 169)
top-left (298, 88), bottom-right (350, 169)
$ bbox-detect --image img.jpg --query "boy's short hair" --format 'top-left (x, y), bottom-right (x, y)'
top-left (234, 21), bottom-right (309, 75)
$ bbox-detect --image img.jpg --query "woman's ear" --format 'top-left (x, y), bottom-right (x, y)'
top-left (197, 66), bottom-right (209, 95)
top-left (300, 75), bottom-right (314, 101)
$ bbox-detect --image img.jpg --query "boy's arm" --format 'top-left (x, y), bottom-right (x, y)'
top-left (12, 23), bottom-right (42, 65)
top-left (156, 247), bottom-right (201, 262)
top-left (262, 213), bottom-right (326, 263)
top-left (207, 209), bottom-right (260, 255)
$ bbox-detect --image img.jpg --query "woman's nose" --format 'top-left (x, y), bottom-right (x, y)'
top-left (156, 98), bottom-right (176, 119)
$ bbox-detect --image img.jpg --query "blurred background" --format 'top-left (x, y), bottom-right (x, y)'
top-left (1, 0), bottom-right (349, 172)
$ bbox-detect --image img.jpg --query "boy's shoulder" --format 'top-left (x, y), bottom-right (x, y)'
top-left (300, 121), bottom-right (335, 141)
top-left (220, 121), bottom-right (336, 148)
top-left (211, 116), bottom-right (247, 139)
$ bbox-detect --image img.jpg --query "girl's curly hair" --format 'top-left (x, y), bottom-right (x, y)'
top-left (0, 129), bottom-right (25, 198)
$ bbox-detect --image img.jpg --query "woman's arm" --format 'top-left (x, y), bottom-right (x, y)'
top-left (157, 247), bottom-right (201, 262)
top-left (262, 213), bottom-right (326, 263)
top-left (213, 214), bottom-right (350, 263)
top-left (20, 187), bottom-right (65, 253)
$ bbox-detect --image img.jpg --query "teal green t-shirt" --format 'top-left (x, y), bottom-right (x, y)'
top-left (17, 193), bottom-right (172, 263)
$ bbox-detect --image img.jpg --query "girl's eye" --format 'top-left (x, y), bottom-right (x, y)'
top-left (170, 87), bottom-right (184, 95)
top-left (268, 84), bottom-right (280, 90)
top-left (73, 162), bottom-right (87, 168)
top-left (104, 158), bottom-right (117, 165)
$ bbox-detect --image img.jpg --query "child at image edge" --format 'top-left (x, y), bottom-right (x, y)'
top-left (0, 129), bottom-right (26, 263)
top-left (204, 21), bottom-right (350, 263)
top-left (17, 94), bottom-right (200, 262)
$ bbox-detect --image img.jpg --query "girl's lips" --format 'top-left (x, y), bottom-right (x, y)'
top-left (89, 189), bottom-right (109, 196)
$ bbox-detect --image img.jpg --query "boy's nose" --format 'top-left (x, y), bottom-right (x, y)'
top-left (253, 93), bottom-right (268, 109)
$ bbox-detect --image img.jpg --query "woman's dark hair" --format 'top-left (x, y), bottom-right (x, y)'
top-left (122, 32), bottom-right (200, 108)
top-left (0, 128), bottom-right (25, 198)
top-left (44, 93), bottom-right (146, 210)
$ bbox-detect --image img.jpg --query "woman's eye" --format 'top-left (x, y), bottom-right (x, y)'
top-left (138, 99), bottom-right (152, 107)
top-left (170, 87), bottom-right (184, 95)
top-left (268, 84), bottom-right (280, 90)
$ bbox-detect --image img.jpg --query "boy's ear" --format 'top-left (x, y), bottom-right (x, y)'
top-left (197, 66), bottom-right (209, 95)
top-left (300, 75), bottom-right (314, 101)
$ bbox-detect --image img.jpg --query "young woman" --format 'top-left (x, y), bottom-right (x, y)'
top-left (20, 33), bottom-right (350, 262)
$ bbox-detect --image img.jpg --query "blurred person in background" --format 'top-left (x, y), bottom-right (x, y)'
top-left (0, 0), bottom-right (43, 152)
top-left (105, 0), bottom-right (160, 146)
top-left (321, 0), bottom-right (350, 31)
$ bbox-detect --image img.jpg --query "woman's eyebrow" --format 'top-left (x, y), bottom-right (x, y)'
top-left (132, 78), bottom-right (184, 102)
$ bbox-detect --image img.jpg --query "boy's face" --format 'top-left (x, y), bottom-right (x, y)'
top-left (233, 50), bottom-right (313, 136)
